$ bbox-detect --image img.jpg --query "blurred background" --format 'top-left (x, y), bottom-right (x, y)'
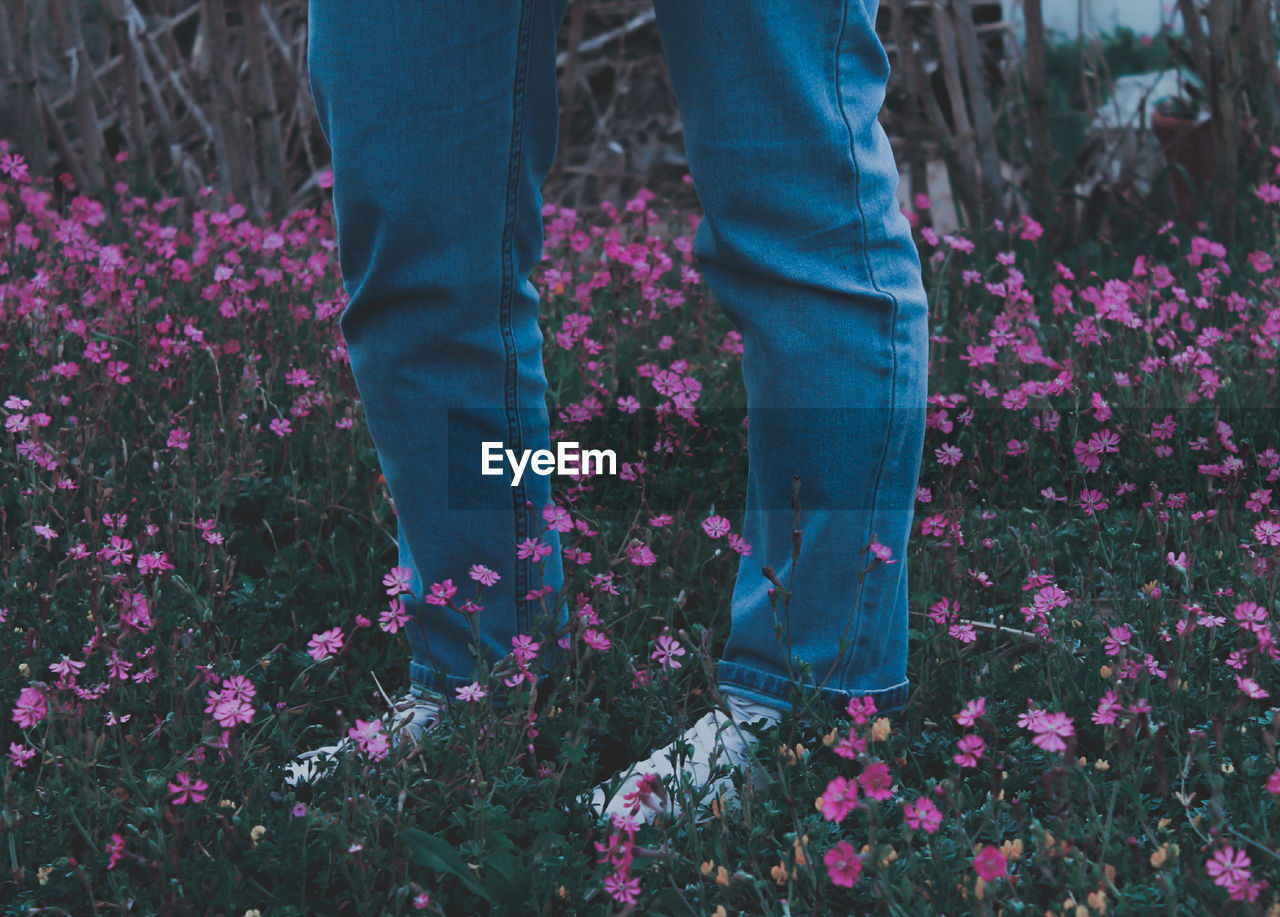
top-left (1, 0), bottom-right (1277, 253)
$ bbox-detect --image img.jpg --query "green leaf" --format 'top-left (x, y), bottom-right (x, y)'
top-left (400, 828), bottom-right (496, 904)
top-left (483, 836), bottom-right (533, 908)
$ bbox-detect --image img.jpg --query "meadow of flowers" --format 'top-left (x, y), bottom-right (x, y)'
top-left (4, 135), bottom-right (1280, 915)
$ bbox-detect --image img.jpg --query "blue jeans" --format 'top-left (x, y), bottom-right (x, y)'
top-left (306, 0), bottom-right (929, 719)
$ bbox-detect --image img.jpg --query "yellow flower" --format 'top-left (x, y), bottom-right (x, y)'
top-left (715, 866), bottom-right (730, 887)
top-left (1087, 889), bottom-right (1108, 914)
top-left (243, 911), bottom-right (261, 917)
top-left (974, 876), bottom-right (986, 901)
top-left (1099, 665), bottom-right (1112, 679)
top-left (880, 846), bottom-right (898, 868)
top-left (1000, 838), bottom-right (1024, 861)
top-left (37, 865), bottom-right (52, 886)
top-left (822, 726), bottom-right (839, 747)
top-left (1094, 759), bottom-right (1110, 772)
top-left (792, 834), bottom-right (809, 867)
top-left (712, 908), bottom-right (728, 917)
top-left (557, 886), bottom-right (568, 899)
top-left (18, 662), bottom-right (29, 677)
top-left (771, 862), bottom-right (790, 885)
top-left (871, 717), bottom-right (891, 742)
top-left (250, 825), bottom-right (266, 846)
top-left (1151, 844), bottom-right (1169, 868)
top-left (777, 742), bottom-right (807, 766)
top-left (701, 860), bottom-right (715, 877)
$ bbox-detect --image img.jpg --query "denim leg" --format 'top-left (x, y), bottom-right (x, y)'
top-left (306, 0), bottom-right (572, 713)
top-left (652, 0), bottom-right (930, 718)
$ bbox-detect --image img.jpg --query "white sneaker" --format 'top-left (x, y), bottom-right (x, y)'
top-left (283, 688), bottom-right (447, 787)
top-left (589, 691), bottom-right (786, 826)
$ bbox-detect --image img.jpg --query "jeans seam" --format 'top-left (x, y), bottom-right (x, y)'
top-left (503, 0), bottom-right (536, 636)
top-left (717, 672), bottom-right (908, 711)
top-left (832, 0), bottom-right (902, 690)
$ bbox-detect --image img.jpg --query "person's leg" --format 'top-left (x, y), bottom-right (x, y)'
top-left (651, 0), bottom-right (930, 719)
top-left (306, 0), bottom-right (572, 715)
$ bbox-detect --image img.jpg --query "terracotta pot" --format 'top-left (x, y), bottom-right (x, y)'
top-left (1151, 111), bottom-right (1259, 222)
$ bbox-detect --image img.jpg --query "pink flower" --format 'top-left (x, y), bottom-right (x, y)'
top-left (650, 633), bottom-right (686, 669)
top-left (858, 760), bottom-right (895, 800)
top-left (167, 770), bottom-right (209, 805)
top-left (823, 841), bottom-right (863, 887)
top-left (511, 634), bottom-right (540, 663)
top-left (106, 833), bottom-right (126, 870)
top-left (1090, 691), bottom-right (1121, 727)
top-left (210, 696), bottom-right (255, 729)
top-left (604, 871), bottom-right (641, 904)
top-left (456, 682), bottom-right (488, 703)
top-left (469, 564), bottom-right (500, 586)
top-left (831, 729), bottom-right (867, 759)
top-left (625, 540), bottom-right (656, 566)
top-left (1236, 675), bottom-right (1270, 699)
top-left (517, 537), bottom-right (554, 561)
top-left (269, 418), bottom-right (292, 437)
top-left (904, 795), bottom-right (942, 833)
top-left (1254, 183), bottom-right (1280, 204)
top-left (1028, 711), bottom-right (1075, 753)
top-left (285, 367), bottom-right (315, 388)
top-left (955, 697), bottom-right (986, 726)
top-left (701, 515), bottom-right (730, 538)
top-left (136, 551), bottom-right (174, 576)
top-left (972, 844), bottom-right (1007, 881)
top-left (380, 598), bottom-right (410, 634)
top-left (307, 627), bottom-right (344, 661)
top-left (382, 565), bottom-right (413, 596)
top-left (846, 695), bottom-right (877, 724)
top-left (98, 535), bottom-right (134, 567)
top-left (543, 504), bottom-right (573, 533)
top-left (12, 686), bottom-right (47, 728)
top-left (424, 579), bottom-right (457, 606)
top-left (869, 539), bottom-right (896, 563)
top-left (9, 742), bottom-right (38, 767)
top-left (1206, 845), bottom-right (1252, 888)
top-left (221, 675), bottom-right (256, 702)
top-left (348, 719), bottom-right (390, 761)
top-left (584, 628), bottom-right (611, 651)
top-left (953, 733), bottom-right (985, 768)
top-left (819, 776), bottom-right (859, 823)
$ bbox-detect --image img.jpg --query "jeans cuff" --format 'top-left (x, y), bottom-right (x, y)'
top-left (409, 664), bottom-right (556, 712)
top-left (715, 660), bottom-right (909, 719)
